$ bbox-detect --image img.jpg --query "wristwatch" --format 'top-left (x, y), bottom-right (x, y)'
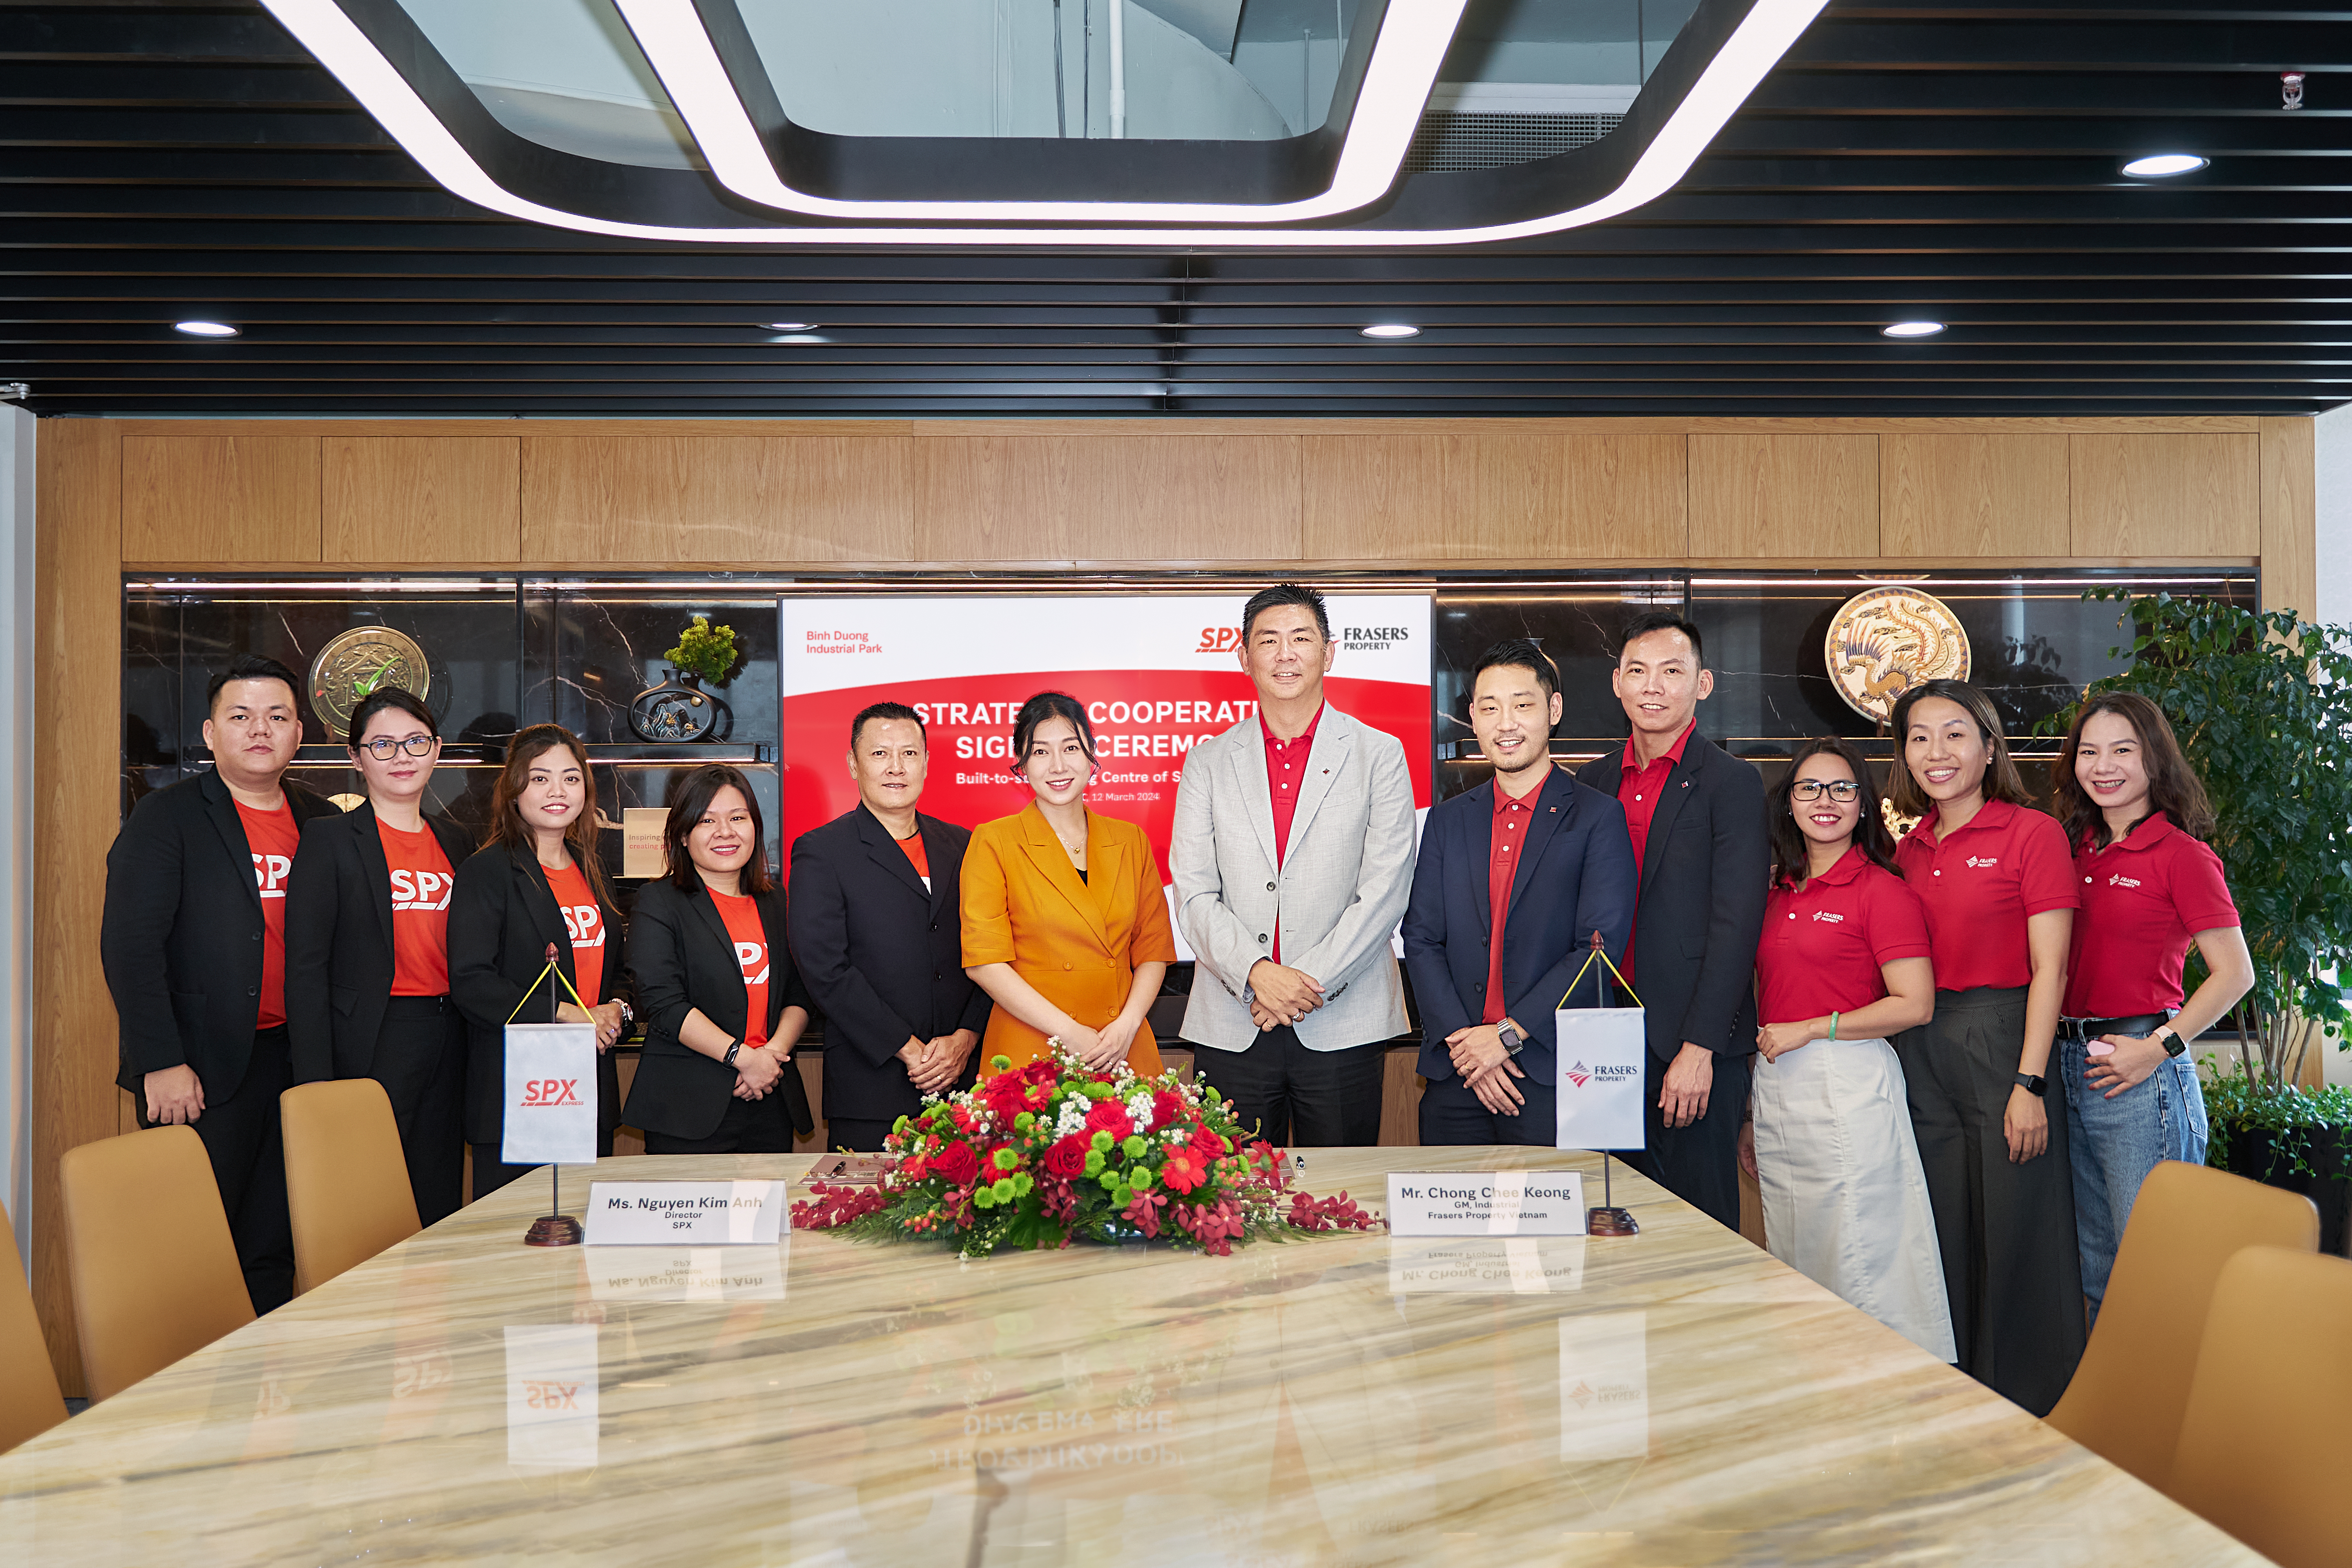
top-left (2013, 1071), bottom-right (2047, 1097)
top-left (2152, 1024), bottom-right (2187, 1058)
top-left (1497, 1022), bottom-right (1525, 1058)
top-left (616, 998), bottom-right (635, 1028)
top-left (722, 1038), bottom-right (741, 1067)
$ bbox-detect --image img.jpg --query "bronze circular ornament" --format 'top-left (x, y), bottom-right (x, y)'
top-left (308, 626), bottom-right (431, 740)
top-left (1825, 588), bottom-right (1971, 724)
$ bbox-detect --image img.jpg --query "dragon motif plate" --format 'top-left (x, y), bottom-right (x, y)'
top-left (1824, 587), bottom-right (1971, 724)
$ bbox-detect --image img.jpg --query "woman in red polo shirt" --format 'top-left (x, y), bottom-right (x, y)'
top-left (2051, 692), bottom-right (2252, 1317)
top-left (1749, 737), bottom-right (1952, 1360)
top-left (1889, 678), bottom-right (2084, 1416)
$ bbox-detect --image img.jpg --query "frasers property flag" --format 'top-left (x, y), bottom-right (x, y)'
top-left (502, 1022), bottom-right (598, 1167)
top-left (779, 595), bottom-right (1434, 957)
top-left (1554, 1007), bottom-right (1648, 1152)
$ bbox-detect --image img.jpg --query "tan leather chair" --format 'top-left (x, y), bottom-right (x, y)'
top-left (282, 1080), bottom-right (420, 1296)
top-left (0, 1201), bottom-right (69, 1453)
top-left (59, 1126), bottom-right (254, 1402)
top-left (2044, 1159), bottom-right (2318, 1488)
top-left (2167, 1245), bottom-right (2352, 1568)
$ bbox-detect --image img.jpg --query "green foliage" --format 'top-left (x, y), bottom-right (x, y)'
top-left (2201, 1058), bottom-right (2352, 1176)
top-left (664, 614), bottom-right (740, 684)
top-left (2038, 590), bottom-right (2352, 1090)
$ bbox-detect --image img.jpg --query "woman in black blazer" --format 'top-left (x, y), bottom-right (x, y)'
top-left (623, 764), bottom-right (814, 1153)
top-left (447, 724), bottom-right (629, 1199)
top-left (285, 688), bottom-right (476, 1224)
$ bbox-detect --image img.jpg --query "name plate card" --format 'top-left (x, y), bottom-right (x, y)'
top-left (1386, 1171), bottom-right (1587, 1236)
top-left (583, 1180), bottom-right (788, 1246)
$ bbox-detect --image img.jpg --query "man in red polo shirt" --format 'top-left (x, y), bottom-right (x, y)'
top-left (1575, 612), bottom-right (1768, 1230)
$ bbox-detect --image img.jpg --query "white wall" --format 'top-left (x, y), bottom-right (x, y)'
top-left (2314, 401), bottom-right (2352, 630)
top-left (0, 405), bottom-right (31, 1254)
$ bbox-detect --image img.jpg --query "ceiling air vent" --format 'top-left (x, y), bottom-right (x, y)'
top-left (1403, 110), bottom-right (1624, 174)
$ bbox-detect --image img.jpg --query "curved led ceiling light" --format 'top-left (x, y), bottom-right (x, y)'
top-left (258, 0), bottom-right (1829, 248)
top-left (611, 0), bottom-right (1466, 223)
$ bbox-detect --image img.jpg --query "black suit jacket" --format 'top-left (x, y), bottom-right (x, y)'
top-left (446, 841), bottom-right (629, 1146)
top-left (283, 802), bottom-right (475, 1084)
top-left (622, 878), bottom-right (815, 1141)
top-left (1576, 731), bottom-right (1770, 1065)
top-left (100, 770), bottom-right (343, 1097)
top-left (787, 806), bottom-right (991, 1124)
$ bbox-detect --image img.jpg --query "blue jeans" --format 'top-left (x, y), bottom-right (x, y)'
top-left (2061, 1033), bottom-right (2210, 1312)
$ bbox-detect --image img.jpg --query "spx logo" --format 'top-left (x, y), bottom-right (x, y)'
top-left (521, 1079), bottom-right (582, 1107)
top-left (390, 868), bottom-right (453, 912)
top-left (561, 903), bottom-right (604, 947)
top-left (521, 1380), bottom-right (581, 1411)
top-left (1193, 626), bottom-right (1245, 653)
top-left (251, 853), bottom-right (292, 899)
top-left (736, 941), bottom-right (770, 987)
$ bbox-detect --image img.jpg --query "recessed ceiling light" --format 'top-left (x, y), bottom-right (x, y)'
top-left (2122, 153), bottom-right (2209, 178)
top-left (764, 321), bottom-right (818, 332)
top-left (1360, 323), bottom-right (1422, 339)
top-left (1881, 320), bottom-right (1946, 338)
top-left (173, 320), bottom-right (240, 338)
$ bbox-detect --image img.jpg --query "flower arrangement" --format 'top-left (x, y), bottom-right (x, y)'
top-left (791, 1044), bottom-right (1381, 1257)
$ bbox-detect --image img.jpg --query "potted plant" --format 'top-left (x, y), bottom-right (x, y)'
top-left (628, 615), bottom-right (742, 743)
top-left (2046, 590), bottom-right (2352, 1249)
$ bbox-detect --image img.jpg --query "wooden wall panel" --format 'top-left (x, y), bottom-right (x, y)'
top-left (914, 435), bottom-right (1303, 562)
top-left (2259, 417), bottom-right (2317, 617)
top-left (1689, 433), bottom-right (1878, 557)
top-left (1301, 434), bottom-right (1450, 559)
top-left (33, 419), bottom-right (123, 1397)
top-left (1442, 431), bottom-right (1687, 559)
top-left (2069, 433), bottom-right (2261, 557)
top-left (1880, 433), bottom-right (2069, 557)
top-left (122, 435), bottom-right (319, 563)
top-left (323, 436), bottom-right (520, 563)
top-left (520, 436), bottom-right (913, 564)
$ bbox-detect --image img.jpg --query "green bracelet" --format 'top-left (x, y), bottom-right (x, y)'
top-left (1828, 1011), bottom-right (1839, 1042)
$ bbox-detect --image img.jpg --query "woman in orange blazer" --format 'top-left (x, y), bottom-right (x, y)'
top-left (963, 691), bottom-right (1176, 1078)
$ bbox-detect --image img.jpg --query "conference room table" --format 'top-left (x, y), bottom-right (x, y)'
top-left (0, 1147), bottom-right (2262, 1566)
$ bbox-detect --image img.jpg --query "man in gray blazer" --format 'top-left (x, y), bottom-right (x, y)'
top-left (1172, 584), bottom-right (1418, 1145)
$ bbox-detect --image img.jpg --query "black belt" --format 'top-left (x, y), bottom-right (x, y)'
top-left (2056, 1012), bottom-right (2168, 1042)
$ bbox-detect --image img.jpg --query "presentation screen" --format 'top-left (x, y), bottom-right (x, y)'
top-left (778, 595), bottom-right (1435, 922)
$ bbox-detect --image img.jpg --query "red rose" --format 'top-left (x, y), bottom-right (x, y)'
top-left (1151, 1091), bottom-right (1186, 1131)
top-left (1190, 1124), bottom-right (1227, 1163)
top-left (1084, 1100), bottom-right (1132, 1139)
top-left (931, 1142), bottom-right (980, 1187)
top-left (1042, 1135), bottom-right (1089, 1179)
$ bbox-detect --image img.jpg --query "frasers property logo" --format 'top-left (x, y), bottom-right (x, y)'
top-left (1811, 910), bottom-right (1846, 924)
top-left (1340, 624), bottom-right (1412, 654)
top-left (1965, 855), bottom-right (2000, 870)
top-left (1564, 1060), bottom-right (1641, 1090)
top-left (2108, 873), bottom-right (2143, 889)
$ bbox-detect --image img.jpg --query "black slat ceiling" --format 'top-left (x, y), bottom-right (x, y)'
top-left (2, 0), bottom-right (2348, 416)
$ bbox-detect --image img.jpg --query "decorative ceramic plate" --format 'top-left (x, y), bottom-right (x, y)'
top-left (308, 626), bottom-right (432, 740)
top-left (1824, 587), bottom-right (1971, 723)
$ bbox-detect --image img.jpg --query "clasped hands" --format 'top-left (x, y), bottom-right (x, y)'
top-left (558, 1000), bottom-right (627, 1053)
top-left (1054, 1014), bottom-right (1144, 1073)
top-left (730, 1040), bottom-right (792, 1100)
top-left (1247, 960), bottom-right (1325, 1033)
top-left (897, 1029), bottom-right (981, 1093)
top-left (1446, 1020), bottom-right (1527, 1115)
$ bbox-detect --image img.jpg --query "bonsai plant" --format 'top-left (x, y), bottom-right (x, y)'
top-left (2045, 590), bottom-right (2352, 1245)
top-left (664, 614), bottom-right (740, 686)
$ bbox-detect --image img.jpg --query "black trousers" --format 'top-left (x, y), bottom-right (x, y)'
top-left (643, 1091), bottom-right (798, 1156)
top-left (1417, 1072), bottom-right (1558, 1146)
top-left (138, 1025), bottom-right (294, 1315)
top-left (1896, 986), bottom-right (2087, 1417)
top-left (1193, 1027), bottom-right (1386, 1147)
top-left (1624, 1046), bottom-right (1750, 1232)
top-left (372, 998), bottom-right (467, 1227)
top-left (824, 1116), bottom-right (897, 1153)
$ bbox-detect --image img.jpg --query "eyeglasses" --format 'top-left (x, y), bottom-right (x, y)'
top-left (357, 733), bottom-right (436, 760)
top-left (1790, 779), bottom-right (1862, 804)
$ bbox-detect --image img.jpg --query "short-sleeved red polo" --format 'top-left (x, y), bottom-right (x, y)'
top-left (2064, 812), bottom-right (2239, 1018)
top-left (1757, 846), bottom-right (1932, 1024)
top-left (1895, 798), bottom-right (2078, 992)
top-left (1480, 773), bottom-right (1543, 1024)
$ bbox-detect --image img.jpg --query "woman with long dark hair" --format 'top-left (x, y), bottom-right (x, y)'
top-left (1889, 678), bottom-right (2084, 1414)
top-left (2050, 691), bottom-right (2252, 1316)
top-left (1749, 737), bottom-right (1952, 1359)
top-left (447, 724), bottom-right (628, 1198)
top-left (286, 687), bottom-right (476, 1224)
top-left (622, 765), bottom-right (814, 1153)
top-left (962, 692), bottom-right (1176, 1078)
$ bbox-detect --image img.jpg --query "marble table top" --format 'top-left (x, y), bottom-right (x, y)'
top-left (0, 1147), bottom-right (2261, 1566)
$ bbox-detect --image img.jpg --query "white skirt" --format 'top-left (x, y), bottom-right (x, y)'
top-left (1751, 1034), bottom-right (1957, 1363)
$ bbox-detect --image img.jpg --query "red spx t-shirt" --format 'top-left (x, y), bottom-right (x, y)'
top-left (711, 889), bottom-right (770, 1047)
top-left (234, 800), bottom-right (301, 1029)
top-left (543, 860), bottom-right (606, 1006)
top-left (378, 820), bottom-right (454, 997)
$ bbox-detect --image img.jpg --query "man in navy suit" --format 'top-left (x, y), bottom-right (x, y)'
top-left (1404, 640), bottom-right (1637, 1144)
